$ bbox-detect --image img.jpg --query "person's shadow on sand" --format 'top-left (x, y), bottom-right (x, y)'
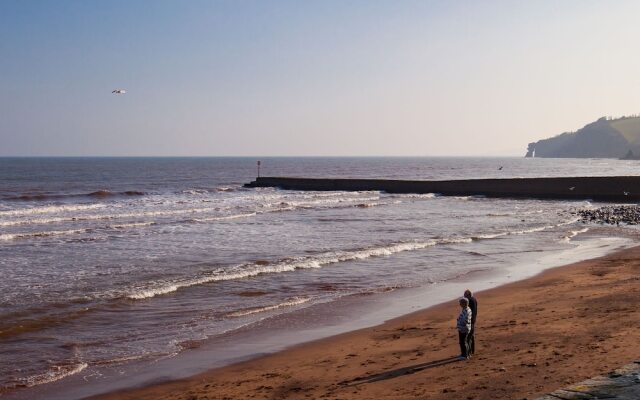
top-left (341, 356), bottom-right (462, 386)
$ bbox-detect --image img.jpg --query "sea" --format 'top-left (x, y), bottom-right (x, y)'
top-left (1, 157), bottom-right (639, 399)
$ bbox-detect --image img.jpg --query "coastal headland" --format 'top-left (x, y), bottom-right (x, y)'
top-left (91, 245), bottom-right (640, 400)
top-left (244, 176), bottom-right (640, 201)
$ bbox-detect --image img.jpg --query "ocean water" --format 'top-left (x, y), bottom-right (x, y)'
top-left (1, 157), bottom-right (639, 398)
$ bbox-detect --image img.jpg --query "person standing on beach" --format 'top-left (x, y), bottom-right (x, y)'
top-left (464, 289), bottom-right (478, 355)
top-left (456, 297), bottom-right (472, 360)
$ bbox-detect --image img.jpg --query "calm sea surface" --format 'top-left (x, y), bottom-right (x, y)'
top-left (1, 157), bottom-right (639, 397)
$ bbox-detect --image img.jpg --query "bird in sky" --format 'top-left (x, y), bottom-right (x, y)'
top-left (112, 89), bottom-right (126, 94)
top-left (569, 186), bottom-right (575, 191)
top-left (498, 166), bottom-right (503, 170)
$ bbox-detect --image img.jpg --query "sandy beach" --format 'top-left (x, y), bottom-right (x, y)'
top-left (89, 244), bottom-right (640, 400)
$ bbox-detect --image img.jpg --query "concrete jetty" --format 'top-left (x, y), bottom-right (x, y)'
top-left (244, 176), bottom-right (640, 202)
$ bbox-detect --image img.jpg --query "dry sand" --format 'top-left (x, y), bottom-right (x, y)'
top-left (92, 246), bottom-right (640, 400)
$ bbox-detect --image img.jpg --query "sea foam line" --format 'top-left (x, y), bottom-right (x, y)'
top-left (0, 205), bottom-right (249, 227)
top-left (390, 193), bottom-right (437, 199)
top-left (0, 229), bottom-right (89, 241)
top-left (125, 236), bottom-right (498, 300)
top-left (121, 218), bottom-right (579, 300)
top-left (13, 363), bottom-right (88, 388)
top-left (188, 213), bottom-right (258, 222)
top-left (562, 227), bottom-right (590, 241)
top-left (0, 222), bottom-right (155, 241)
top-left (226, 297), bottom-right (311, 317)
top-left (0, 194), bottom-right (384, 227)
top-left (0, 203), bottom-right (106, 217)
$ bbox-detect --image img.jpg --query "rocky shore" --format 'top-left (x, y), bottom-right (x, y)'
top-left (577, 205), bottom-right (640, 225)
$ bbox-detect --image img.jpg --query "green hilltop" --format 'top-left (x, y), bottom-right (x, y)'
top-left (526, 115), bottom-right (640, 159)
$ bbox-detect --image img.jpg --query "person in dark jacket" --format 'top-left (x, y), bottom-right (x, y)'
top-left (456, 297), bottom-right (472, 359)
top-left (464, 289), bottom-right (478, 355)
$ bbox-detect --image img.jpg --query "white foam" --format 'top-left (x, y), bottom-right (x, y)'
top-left (125, 221), bottom-right (578, 300)
top-left (353, 202), bottom-right (382, 208)
top-left (0, 192), bottom-right (385, 229)
top-left (473, 225), bottom-right (551, 240)
top-left (16, 362), bottom-right (88, 388)
top-left (0, 229), bottom-right (88, 241)
top-left (562, 227), bottom-right (590, 241)
top-left (0, 206), bottom-right (227, 227)
top-left (0, 222), bottom-right (155, 241)
top-left (391, 193), bottom-right (437, 199)
top-left (190, 213), bottom-right (257, 222)
top-left (0, 217), bottom-right (71, 227)
top-left (440, 237), bottom-right (474, 244)
top-left (181, 189), bottom-right (209, 195)
top-left (261, 196), bottom-right (381, 210)
top-left (0, 204), bottom-right (105, 217)
top-left (0, 195), bottom-right (381, 227)
top-left (126, 240), bottom-right (443, 300)
top-left (109, 222), bottom-right (156, 229)
top-left (0, 204), bottom-right (106, 217)
top-left (226, 297), bottom-right (311, 317)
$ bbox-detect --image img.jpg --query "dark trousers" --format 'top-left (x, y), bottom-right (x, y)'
top-left (468, 324), bottom-right (475, 355)
top-left (458, 331), bottom-right (469, 357)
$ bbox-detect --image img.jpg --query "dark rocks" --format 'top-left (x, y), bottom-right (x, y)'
top-left (576, 205), bottom-right (640, 225)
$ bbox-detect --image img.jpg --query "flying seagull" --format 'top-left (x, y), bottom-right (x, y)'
top-left (569, 186), bottom-right (575, 191)
top-left (112, 89), bottom-right (126, 94)
top-left (498, 166), bottom-right (503, 170)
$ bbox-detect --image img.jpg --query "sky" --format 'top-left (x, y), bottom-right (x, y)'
top-left (1, 0), bottom-right (640, 157)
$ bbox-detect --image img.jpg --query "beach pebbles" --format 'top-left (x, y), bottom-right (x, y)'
top-left (576, 205), bottom-right (640, 225)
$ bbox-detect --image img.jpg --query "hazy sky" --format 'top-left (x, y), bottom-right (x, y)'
top-left (1, 0), bottom-right (640, 156)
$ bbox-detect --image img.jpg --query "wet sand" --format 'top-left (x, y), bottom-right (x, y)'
top-left (92, 245), bottom-right (640, 400)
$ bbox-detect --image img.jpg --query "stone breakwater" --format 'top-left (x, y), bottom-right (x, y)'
top-left (245, 176), bottom-right (640, 202)
top-left (577, 205), bottom-right (640, 225)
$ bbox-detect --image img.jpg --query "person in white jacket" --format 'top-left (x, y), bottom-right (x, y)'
top-left (456, 297), bottom-right (472, 359)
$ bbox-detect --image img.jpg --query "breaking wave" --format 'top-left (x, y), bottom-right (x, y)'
top-left (226, 297), bottom-right (311, 317)
top-left (391, 193), bottom-right (437, 199)
top-left (0, 222), bottom-right (155, 241)
top-left (124, 224), bottom-right (562, 301)
top-left (0, 203), bottom-right (106, 217)
top-left (187, 213), bottom-right (257, 223)
top-left (0, 195), bottom-right (387, 228)
top-left (0, 206), bottom-right (231, 228)
top-left (125, 240), bottom-right (445, 299)
top-left (8, 362), bottom-right (88, 389)
top-left (562, 227), bottom-right (590, 241)
top-left (0, 229), bottom-right (90, 241)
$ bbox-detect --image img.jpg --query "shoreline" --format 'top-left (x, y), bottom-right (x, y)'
top-left (85, 238), bottom-right (640, 400)
top-left (10, 234), bottom-right (628, 400)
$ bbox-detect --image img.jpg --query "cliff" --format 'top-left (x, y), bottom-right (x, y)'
top-left (526, 116), bottom-right (640, 158)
